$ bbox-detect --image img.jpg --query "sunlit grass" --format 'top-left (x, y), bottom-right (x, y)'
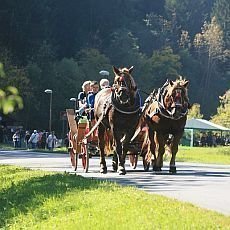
top-left (0, 165), bottom-right (229, 229)
top-left (174, 146), bottom-right (230, 164)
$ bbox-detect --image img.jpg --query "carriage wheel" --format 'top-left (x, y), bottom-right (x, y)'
top-left (129, 154), bottom-right (138, 169)
top-left (81, 139), bottom-right (89, 173)
top-left (142, 157), bottom-right (150, 172)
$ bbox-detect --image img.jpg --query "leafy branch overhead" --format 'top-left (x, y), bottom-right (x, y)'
top-left (0, 63), bottom-right (23, 114)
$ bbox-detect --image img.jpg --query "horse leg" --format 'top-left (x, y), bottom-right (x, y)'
top-left (117, 143), bottom-right (126, 175)
top-left (169, 133), bottom-right (183, 173)
top-left (98, 124), bottom-right (107, 174)
top-left (113, 131), bottom-right (126, 175)
top-left (155, 133), bottom-right (165, 171)
top-left (112, 150), bottom-right (118, 172)
top-left (148, 127), bottom-right (157, 171)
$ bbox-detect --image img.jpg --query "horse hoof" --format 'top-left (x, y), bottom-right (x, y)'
top-left (169, 166), bottom-right (177, 174)
top-left (117, 166), bottom-right (126, 175)
top-left (112, 161), bottom-right (118, 172)
top-left (153, 166), bottom-right (161, 171)
top-left (100, 166), bottom-right (107, 174)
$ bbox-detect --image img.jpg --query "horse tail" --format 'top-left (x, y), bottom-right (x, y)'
top-left (104, 129), bottom-right (114, 155)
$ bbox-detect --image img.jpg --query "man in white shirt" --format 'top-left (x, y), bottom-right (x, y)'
top-left (29, 130), bottom-right (39, 149)
top-left (46, 131), bottom-right (57, 151)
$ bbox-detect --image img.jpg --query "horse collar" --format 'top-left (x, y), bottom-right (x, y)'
top-left (111, 91), bottom-right (141, 114)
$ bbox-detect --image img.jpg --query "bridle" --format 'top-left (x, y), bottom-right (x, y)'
top-left (110, 68), bottom-right (140, 114)
top-left (161, 83), bottom-right (189, 119)
top-left (144, 80), bottom-right (189, 120)
top-left (112, 69), bottom-right (137, 105)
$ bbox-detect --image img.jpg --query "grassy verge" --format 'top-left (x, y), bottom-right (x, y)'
top-left (0, 165), bottom-right (229, 229)
top-left (173, 146), bottom-right (230, 165)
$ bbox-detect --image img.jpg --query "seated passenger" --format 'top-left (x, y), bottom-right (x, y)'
top-left (99, 78), bottom-right (110, 89)
top-left (87, 81), bottom-right (99, 121)
top-left (77, 80), bottom-right (91, 115)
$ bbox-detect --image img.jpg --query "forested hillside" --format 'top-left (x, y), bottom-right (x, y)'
top-left (0, 0), bottom-right (229, 135)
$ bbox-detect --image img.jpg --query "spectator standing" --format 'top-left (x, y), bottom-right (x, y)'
top-left (24, 131), bottom-right (30, 149)
top-left (40, 131), bottom-right (47, 149)
top-left (12, 130), bottom-right (20, 148)
top-left (46, 131), bottom-right (57, 151)
top-left (29, 130), bottom-right (39, 149)
top-left (206, 132), bottom-right (213, 147)
top-left (200, 133), bottom-right (206, 147)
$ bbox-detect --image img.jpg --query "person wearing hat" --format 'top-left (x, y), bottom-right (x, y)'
top-left (28, 130), bottom-right (39, 149)
top-left (99, 78), bottom-right (110, 89)
top-left (78, 81), bottom-right (91, 108)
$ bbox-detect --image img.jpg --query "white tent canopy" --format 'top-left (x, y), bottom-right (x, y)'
top-left (185, 118), bottom-right (230, 131)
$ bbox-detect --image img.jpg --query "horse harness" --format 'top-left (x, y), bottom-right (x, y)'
top-left (143, 83), bottom-right (189, 121)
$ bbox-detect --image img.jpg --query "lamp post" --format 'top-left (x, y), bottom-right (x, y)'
top-left (70, 97), bottom-right (77, 112)
top-left (44, 89), bottom-right (53, 133)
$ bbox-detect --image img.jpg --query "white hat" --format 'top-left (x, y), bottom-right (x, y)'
top-left (100, 79), bottom-right (110, 89)
top-left (34, 130), bottom-right (37, 133)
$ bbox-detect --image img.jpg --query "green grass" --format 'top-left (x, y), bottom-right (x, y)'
top-left (173, 146), bottom-right (230, 165)
top-left (0, 165), bottom-right (229, 229)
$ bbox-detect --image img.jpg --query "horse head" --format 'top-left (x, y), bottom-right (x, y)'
top-left (112, 66), bottom-right (137, 105)
top-left (162, 77), bottom-right (189, 119)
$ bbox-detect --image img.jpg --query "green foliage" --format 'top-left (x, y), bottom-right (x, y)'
top-left (149, 46), bottom-right (181, 84)
top-left (165, 0), bottom-right (214, 37)
top-left (0, 165), bottom-right (229, 229)
top-left (0, 63), bottom-right (23, 114)
top-left (211, 90), bottom-right (230, 128)
top-left (193, 16), bottom-right (227, 116)
top-left (77, 48), bottom-right (111, 81)
top-left (187, 103), bottom-right (203, 119)
top-left (212, 0), bottom-right (230, 47)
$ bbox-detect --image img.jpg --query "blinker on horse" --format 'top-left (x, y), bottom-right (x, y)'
top-left (142, 77), bottom-right (190, 173)
top-left (94, 66), bottom-right (141, 175)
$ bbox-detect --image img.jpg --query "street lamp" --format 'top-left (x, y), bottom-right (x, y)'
top-left (70, 97), bottom-right (77, 112)
top-left (44, 89), bottom-right (53, 133)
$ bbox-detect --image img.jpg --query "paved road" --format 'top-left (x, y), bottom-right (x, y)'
top-left (0, 150), bottom-right (229, 216)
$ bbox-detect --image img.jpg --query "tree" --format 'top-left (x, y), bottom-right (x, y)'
top-left (187, 103), bottom-right (203, 119)
top-left (149, 46), bottom-right (181, 86)
top-left (212, 0), bottom-right (230, 47)
top-left (77, 48), bottom-right (111, 81)
top-left (193, 16), bottom-right (227, 115)
top-left (165, 0), bottom-right (214, 37)
top-left (211, 90), bottom-right (230, 128)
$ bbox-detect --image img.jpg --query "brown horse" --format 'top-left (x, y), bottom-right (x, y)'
top-left (142, 77), bottom-right (190, 173)
top-left (94, 66), bottom-right (141, 175)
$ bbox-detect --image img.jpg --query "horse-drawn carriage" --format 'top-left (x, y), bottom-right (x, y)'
top-left (66, 66), bottom-right (190, 175)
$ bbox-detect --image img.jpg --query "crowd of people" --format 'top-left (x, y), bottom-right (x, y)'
top-left (12, 129), bottom-right (57, 150)
top-left (198, 132), bottom-right (230, 147)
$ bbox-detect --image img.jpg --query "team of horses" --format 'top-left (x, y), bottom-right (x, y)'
top-left (91, 66), bottom-right (191, 175)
